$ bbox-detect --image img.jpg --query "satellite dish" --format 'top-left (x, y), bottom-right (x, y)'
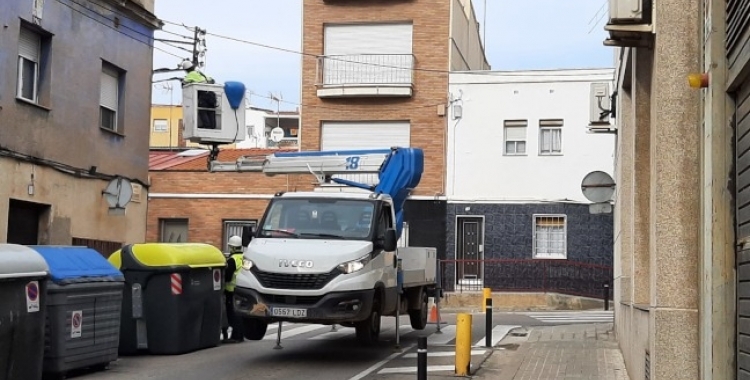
top-left (270, 127), bottom-right (285, 143)
top-left (581, 171), bottom-right (615, 203)
top-left (102, 177), bottom-right (133, 209)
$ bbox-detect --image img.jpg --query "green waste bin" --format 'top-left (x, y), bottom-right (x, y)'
top-left (0, 244), bottom-right (49, 380)
top-left (108, 243), bottom-right (226, 355)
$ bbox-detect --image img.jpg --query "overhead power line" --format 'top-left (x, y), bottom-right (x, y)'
top-left (50, 0), bottom-right (183, 59)
top-left (160, 19), bottom-right (612, 77)
top-left (247, 91), bottom-right (449, 112)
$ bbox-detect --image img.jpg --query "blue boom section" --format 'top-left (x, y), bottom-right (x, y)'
top-left (373, 148), bottom-right (423, 239)
top-left (269, 147), bottom-right (424, 238)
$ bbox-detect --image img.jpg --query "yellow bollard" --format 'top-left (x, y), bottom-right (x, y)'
top-left (455, 313), bottom-right (472, 376)
top-left (482, 288), bottom-right (491, 313)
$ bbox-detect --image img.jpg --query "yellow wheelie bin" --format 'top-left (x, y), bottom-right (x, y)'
top-left (108, 243), bottom-right (226, 355)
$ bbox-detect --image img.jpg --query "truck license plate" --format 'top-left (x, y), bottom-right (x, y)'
top-left (271, 307), bottom-right (307, 318)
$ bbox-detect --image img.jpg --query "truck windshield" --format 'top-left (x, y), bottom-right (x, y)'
top-left (258, 198), bottom-right (375, 240)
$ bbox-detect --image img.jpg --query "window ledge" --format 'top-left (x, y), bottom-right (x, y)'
top-left (100, 126), bottom-right (125, 137)
top-left (539, 153), bottom-right (564, 156)
top-left (16, 97), bottom-right (51, 112)
top-left (503, 153), bottom-right (528, 157)
top-left (532, 256), bottom-right (567, 260)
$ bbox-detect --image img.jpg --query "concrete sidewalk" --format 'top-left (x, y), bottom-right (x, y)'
top-left (475, 323), bottom-right (630, 380)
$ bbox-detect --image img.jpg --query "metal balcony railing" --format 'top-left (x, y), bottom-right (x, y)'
top-left (317, 54), bottom-right (415, 87)
top-left (439, 259), bottom-right (613, 300)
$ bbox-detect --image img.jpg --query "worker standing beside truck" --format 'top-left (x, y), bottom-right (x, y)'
top-left (223, 236), bottom-right (245, 343)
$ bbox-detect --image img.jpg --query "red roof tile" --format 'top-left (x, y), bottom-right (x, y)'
top-left (149, 150), bottom-right (209, 170)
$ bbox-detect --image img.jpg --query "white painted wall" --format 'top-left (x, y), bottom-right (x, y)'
top-left (447, 68), bottom-right (616, 203)
top-left (236, 107), bottom-right (269, 149)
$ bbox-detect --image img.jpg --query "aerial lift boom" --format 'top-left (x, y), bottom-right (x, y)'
top-left (257, 147), bottom-right (423, 239)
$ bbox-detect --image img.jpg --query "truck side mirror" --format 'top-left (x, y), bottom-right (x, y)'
top-left (384, 228), bottom-right (397, 252)
top-left (242, 226), bottom-right (254, 246)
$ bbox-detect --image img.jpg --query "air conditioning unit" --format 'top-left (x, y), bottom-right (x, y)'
top-left (603, 0), bottom-right (653, 47)
top-left (589, 82), bottom-right (612, 126)
top-left (609, 0), bottom-right (646, 24)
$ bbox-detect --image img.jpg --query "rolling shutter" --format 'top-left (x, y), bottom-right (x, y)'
top-left (321, 121), bottom-right (410, 150)
top-left (321, 121), bottom-right (410, 185)
top-left (727, 0), bottom-right (750, 63)
top-left (736, 77), bottom-right (750, 378)
top-left (324, 23), bottom-right (413, 56)
top-left (18, 28), bottom-right (40, 61)
top-left (100, 68), bottom-right (118, 111)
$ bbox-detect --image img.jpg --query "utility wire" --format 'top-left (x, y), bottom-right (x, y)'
top-left (50, 0), bottom-right (182, 59)
top-left (161, 19), bottom-right (613, 77)
top-left (247, 91), bottom-right (449, 112)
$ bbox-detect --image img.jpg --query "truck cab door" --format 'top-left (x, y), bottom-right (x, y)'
top-left (377, 203), bottom-right (397, 287)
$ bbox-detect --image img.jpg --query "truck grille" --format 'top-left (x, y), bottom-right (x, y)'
top-left (250, 268), bottom-right (340, 290)
top-left (258, 293), bottom-right (324, 305)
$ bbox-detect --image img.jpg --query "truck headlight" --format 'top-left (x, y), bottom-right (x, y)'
top-left (242, 258), bottom-right (254, 270)
top-left (337, 254), bottom-right (371, 274)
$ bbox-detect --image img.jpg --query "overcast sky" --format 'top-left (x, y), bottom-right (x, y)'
top-left (150, 0), bottom-right (614, 111)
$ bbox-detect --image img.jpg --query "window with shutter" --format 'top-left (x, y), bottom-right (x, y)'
top-left (153, 119), bottom-right (168, 132)
top-left (503, 120), bottom-right (527, 155)
top-left (100, 65), bottom-right (119, 131)
top-left (539, 119), bottom-right (563, 155)
top-left (17, 27), bottom-right (41, 102)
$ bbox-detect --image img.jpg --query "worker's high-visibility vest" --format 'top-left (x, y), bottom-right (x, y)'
top-left (183, 70), bottom-right (211, 84)
top-left (225, 253), bottom-right (243, 292)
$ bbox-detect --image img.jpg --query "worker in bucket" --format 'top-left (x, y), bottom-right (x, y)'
top-left (179, 59), bottom-right (217, 129)
top-left (223, 235), bottom-right (245, 343)
top-left (179, 59), bottom-right (214, 85)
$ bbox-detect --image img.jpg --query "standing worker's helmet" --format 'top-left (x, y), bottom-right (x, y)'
top-left (228, 235), bottom-right (242, 248)
top-left (179, 60), bottom-right (194, 71)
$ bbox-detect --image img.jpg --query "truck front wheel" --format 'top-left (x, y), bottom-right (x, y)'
top-left (242, 318), bottom-right (268, 340)
top-left (355, 300), bottom-right (381, 344)
top-left (409, 291), bottom-right (428, 330)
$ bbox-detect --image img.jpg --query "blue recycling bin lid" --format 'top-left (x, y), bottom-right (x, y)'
top-left (30, 245), bottom-right (124, 284)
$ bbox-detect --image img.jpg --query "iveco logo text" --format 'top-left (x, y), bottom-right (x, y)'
top-left (279, 259), bottom-right (314, 268)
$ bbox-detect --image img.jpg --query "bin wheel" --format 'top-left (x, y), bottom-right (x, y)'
top-left (242, 318), bottom-right (268, 340)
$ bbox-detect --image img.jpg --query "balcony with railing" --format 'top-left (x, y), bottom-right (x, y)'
top-left (316, 54), bottom-right (415, 98)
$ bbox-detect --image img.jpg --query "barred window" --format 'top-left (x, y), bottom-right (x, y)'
top-left (533, 215), bottom-right (566, 259)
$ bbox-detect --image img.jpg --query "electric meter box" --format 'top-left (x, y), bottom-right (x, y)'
top-left (182, 83), bottom-right (246, 144)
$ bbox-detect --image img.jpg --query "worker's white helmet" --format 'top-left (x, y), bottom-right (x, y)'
top-left (228, 235), bottom-right (242, 248)
top-left (179, 60), bottom-right (194, 70)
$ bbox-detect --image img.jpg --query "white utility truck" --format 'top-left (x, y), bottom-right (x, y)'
top-left (232, 148), bottom-right (439, 344)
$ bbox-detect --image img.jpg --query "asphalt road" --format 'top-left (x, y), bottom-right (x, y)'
top-left (66, 310), bottom-right (612, 380)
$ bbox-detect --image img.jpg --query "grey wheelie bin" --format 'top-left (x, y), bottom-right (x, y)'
top-left (30, 245), bottom-right (124, 378)
top-left (108, 243), bottom-right (226, 355)
top-left (0, 244), bottom-right (49, 380)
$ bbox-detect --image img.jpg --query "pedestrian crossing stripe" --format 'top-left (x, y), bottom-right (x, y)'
top-left (521, 311), bottom-right (613, 323)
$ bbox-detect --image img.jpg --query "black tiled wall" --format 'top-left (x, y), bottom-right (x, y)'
top-left (444, 203), bottom-right (613, 291)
